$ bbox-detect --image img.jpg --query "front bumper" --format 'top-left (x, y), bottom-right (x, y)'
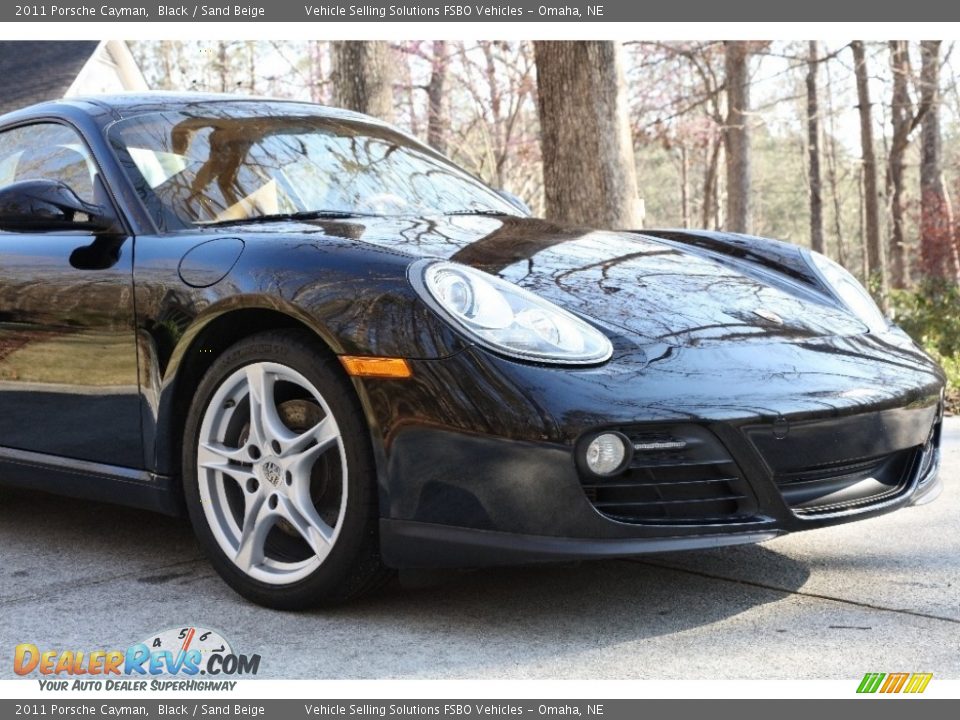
top-left (379, 447), bottom-right (941, 567)
top-left (354, 331), bottom-right (945, 569)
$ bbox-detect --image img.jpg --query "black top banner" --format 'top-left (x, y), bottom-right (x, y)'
top-left (3, 0), bottom-right (959, 22)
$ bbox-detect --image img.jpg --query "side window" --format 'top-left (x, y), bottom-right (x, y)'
top-left (0, 123), bottom-right (98, 203)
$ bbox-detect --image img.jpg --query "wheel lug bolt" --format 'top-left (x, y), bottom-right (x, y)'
top-left (271, 440), bottom-right (282, 454)
top-left (248, 445), bottom-right (261, 460)
top-left (268, 495), bottom-right (278, 509)
top-left (246, 478), bottom-right (258, 493)
top-left (285, 471), bottom-right (292, 486)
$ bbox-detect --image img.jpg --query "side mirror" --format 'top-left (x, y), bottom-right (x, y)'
top-left (0, 179), bottom-right (122, 234)
top-left (496, 188), bottom-right (532, 216)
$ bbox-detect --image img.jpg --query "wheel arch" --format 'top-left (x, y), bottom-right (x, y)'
top-left (151, 302), bottom-right (389, 515)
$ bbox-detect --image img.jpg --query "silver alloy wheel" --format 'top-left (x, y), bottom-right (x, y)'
top-left (196, 361), bottom-right (348, 585)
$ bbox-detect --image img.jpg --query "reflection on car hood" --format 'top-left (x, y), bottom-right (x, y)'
top-left (227, 214), bottom-right (867, 347)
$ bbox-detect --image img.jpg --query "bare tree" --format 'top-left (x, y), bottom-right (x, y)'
top-left (399, 50), bottom-right (419, 135)
top-left (679, 145), bottom-right (691, 228)
top-left (161, 42), bottom-right (178, 90)
top-left (806, 41), bottom-right (825, 254)
top-left (724, 41), bottom-right (751, 233)
top-left (245, 40), bottom-right (257, 94)
top-left (534, 41), bottom-right (641, 228)
top-left (215, 41), bottom-right (230, 92)
top-left (680, 45), bottom-right (725, 229)
top-left (330, 41), bottom-right (394, 121)
top-left (426, 41), bottom-right (449, 153)
top-left (886, 41), bottom-right (932, 288)
top-left (307, 41), bottom-right (325, 103)
top-left (823, 56), bottom-right (848, 267)
top-left (851, 41), bottom-right (885, 295)
top-left (919, 40), bottom-right (960, 281)
top-left (703, 141), bottom-right (722, 228)
top-left (480, 42), bottom-right (507, 186)
top-left (452, 41), bottom-right (537, 193)
top-left (625, 41), bottom-right (726, 229)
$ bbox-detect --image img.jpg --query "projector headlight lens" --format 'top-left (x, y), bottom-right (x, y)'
top-left (416, 261), bottom-right (613, 364)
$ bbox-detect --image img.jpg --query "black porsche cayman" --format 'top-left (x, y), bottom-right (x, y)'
top-left (0, 94), bottom-right (943, 608)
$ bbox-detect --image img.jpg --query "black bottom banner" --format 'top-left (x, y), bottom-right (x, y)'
top-left (1, 700), bottom-right (956, 720)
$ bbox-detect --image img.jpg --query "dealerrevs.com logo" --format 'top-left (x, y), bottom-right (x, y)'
top-left (857, 672), bottom-right (933, 694)
top-left (14, 627), bottom-right (261, 692)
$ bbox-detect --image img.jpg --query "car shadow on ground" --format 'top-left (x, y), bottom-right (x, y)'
top-left (332, 546), bottom-right (810, 678)
top-left (0, 485), bottom-right (810, 678)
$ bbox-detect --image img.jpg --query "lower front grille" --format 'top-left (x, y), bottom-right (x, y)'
top-left (743, 401), bottom-right (939, 515)
top-left (580, 425), bottom-right (757, 524)
top-left (775, 447), bottom-right (918, 514)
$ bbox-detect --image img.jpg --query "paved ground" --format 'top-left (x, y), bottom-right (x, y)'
top-left (1, 421), bottom-right (958, 680)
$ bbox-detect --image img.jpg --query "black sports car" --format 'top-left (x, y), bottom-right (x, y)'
top-left (0, 94), bottom-right (944, 609)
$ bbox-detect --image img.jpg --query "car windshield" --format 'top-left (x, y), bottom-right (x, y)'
top-left (107, 104), bottom-right (520, 227)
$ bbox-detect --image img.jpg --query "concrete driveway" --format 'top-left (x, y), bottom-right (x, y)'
top-left (1, 420), bottom-right (958, 680)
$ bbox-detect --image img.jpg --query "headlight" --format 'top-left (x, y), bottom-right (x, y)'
top-left (808, 251), bottom-right (888, 334)
top-left (414, 261), bottom-right (613, 364)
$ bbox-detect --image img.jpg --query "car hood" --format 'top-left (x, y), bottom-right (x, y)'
top-left (228, 214), bottom-right (867, 348)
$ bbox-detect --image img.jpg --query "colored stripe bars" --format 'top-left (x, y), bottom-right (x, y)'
top-left (857, 672), bottom-right (933, 694)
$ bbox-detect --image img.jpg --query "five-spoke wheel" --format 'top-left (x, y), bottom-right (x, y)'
top-left (183, 330), bottom-right (385, 609)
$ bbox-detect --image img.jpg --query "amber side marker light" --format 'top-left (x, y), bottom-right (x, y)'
top-left (339, 356), bottom-right (413, 379)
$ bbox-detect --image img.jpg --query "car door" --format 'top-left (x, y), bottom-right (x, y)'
top-left (0, 121), bottom-right (142, 468)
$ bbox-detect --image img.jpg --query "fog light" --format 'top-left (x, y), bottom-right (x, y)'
top-left (584, 432), bottom-right (630, 476)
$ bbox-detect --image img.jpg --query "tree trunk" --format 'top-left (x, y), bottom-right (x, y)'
top-left (723, 41), bottom-right (751, 233)
top-left (851, 41), bottom-right (885, 296)
top-left (806, 41), bottom-right (824, 254)
top-left (401, 53), bottom-right (419, 136)
top-left (679, 145), bottom-right (690, 228)
top-left (824, 58), bottom-right (847, 266)
top-left (481, 42), bottom-right (508, 188)
top-left (702, 138), bottom-right (721, 229)
top-left (216, 41), bottom-right (230, 93)
top-left (534, 41), bottom-right (641, 228)
top-left (858, 166), bottom-right (867, 280)
top-left (159, 41), bottom-right (174, 90)
top-left (886, 41), bottom-right (913, 288)
top-left (426, 40), bottom-right (448, 154)
top-left (330, 41), bottom-right (394, 121)
top-left (307, 41), bottom-right (324, 104)
top-left (245, 41), bottom-right (256, 93)
top-left (919, 40), bottom-right (960, 282)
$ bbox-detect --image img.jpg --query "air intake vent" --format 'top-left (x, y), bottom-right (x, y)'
top-left (580, 425), bottom-right (756, 524)
top-left (776, 447), bottom-right (918, 514)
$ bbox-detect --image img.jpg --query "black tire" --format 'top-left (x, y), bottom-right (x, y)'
top-left (182, 329), bottom-right (388, 609)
